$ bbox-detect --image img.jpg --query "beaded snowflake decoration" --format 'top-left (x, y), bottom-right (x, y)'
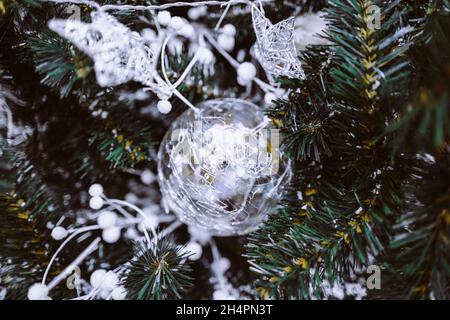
top-left (251, 5), bottom-right (305, 82)
top-left (48, 11), bottom-right (157, 88)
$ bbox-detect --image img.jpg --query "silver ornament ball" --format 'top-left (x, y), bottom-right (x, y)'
top-left (157, 99), bottom-right (290, 236)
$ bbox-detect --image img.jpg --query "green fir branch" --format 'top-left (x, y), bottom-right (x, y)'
top-left (122, 238), bottom-right (194, 300)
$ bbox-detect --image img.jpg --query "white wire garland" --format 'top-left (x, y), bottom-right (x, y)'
top-left (44, 0), bottom-right (281, 114)
top-left (37, 187), bottom-right (185, 300)
top-left (34, 185), bottom-right (246, 300)
top-left (42, 0), bottom-right (274, 12)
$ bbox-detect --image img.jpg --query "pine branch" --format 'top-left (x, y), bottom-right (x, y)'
top-left (388, 151), bottom-right (450, 299)
top-left (246, 0), bottom-right (415, 299)
top-left (384, 12), bottom-right (450, 155)
top-left (0, 140), bottom-right (70, 299)
top-left (122, 238), bottom-right (194, 300)
top-left (266, 46), bottom-right (334, 162)
top-left (28, 31), bottom-right (92, 98)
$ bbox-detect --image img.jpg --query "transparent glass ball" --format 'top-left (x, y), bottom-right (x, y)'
top-left (157, 99), bottom-right (290, 236)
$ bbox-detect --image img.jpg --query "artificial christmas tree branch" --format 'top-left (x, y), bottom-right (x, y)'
top-left (1, 0), bottom-right (448, 300)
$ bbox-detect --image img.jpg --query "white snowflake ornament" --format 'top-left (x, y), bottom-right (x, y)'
top-left (251, 5), bottom-right (305, 82)
top-left (48, 11), bottom-right (157, 88)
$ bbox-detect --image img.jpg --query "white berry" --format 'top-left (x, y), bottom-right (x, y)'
top-left (197, 47), bottom-right (214, 64)
top-left (112, 286), bottom-right (127, 300)
top-left (141, 28), bottom-right (157, 42)
top-left (27, 283), bottom-right (49, 300)
top-left (157, 11), bottom-right (171, 26)
top-left (157, 100), bottom-right (172, 114)
top-left (89, 196), bottom-right (104, 210)
top-left (101, 271), bottom-right (119, 291)
top-left (188, 8), bottom-right (201, 21)
top-left (102, 227), bottom-right (121, 244)
top-left (217, 34), bottom-right (235, 52)
top-left (185, 242), bottom-right (203, 261)
top-left (215, 257), bottom-right (231, 273)
top-left (237, 62), bottom-right (257, 82)
top-left (237, 76), bottom-right (250, 86)
top-left (169, 16), bottom-right (184, 30)
top-left (97, 211), bottom-right (117, 229)
top-left (178, 24), bottom-right (195, 38)
top-left (51, 226), bottom-right (68, 240)
top-left (90, 269), bottom-right (107, 288)
top-left (140, 170), bottom-right (155, 185)
top-left (88, 183), bottom-right (103, 197)
top-left (99, 289), bottom-right (110, 300)
top-left (222, 24), bottom-right (236, 36)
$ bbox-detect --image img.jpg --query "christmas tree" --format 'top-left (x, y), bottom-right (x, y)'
top-left (0, 0), bottom-right (449, 300)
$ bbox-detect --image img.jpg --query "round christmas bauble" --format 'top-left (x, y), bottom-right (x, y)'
top-left (157, 99), bottom-right (290, 236)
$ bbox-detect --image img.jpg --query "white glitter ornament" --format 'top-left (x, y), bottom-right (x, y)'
top-left (48, 11), bottom-right (157, 88)
top-left (251, 5), bottom-right (305, 82)
top-left (158, 99), bottom-right (290, 236)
